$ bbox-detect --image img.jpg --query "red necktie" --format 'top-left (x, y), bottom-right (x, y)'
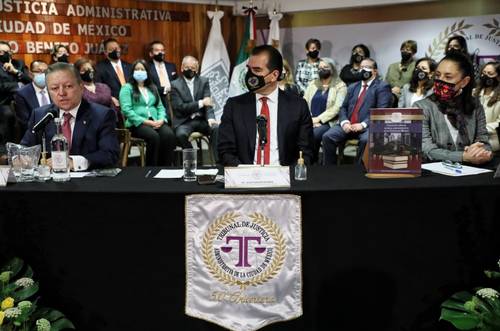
top-left (350, 83), bottom-right (368, 124)
top-left (256, 97), bottom-right (270, 165)
top-left (62, 112), bottom-right (72, 151)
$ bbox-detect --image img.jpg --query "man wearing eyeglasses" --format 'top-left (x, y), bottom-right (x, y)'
top-left (322, 58), bottom-right (392, 165)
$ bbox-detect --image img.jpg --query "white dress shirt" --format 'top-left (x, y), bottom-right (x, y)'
top-left (59, 103), bottom-right (89, 171)
top-left (154, 60), bottom-right (171, 94)
top-left (254, 86), bottom-right (280, 165)
top-left (340, 76), bottom-right (376, 129)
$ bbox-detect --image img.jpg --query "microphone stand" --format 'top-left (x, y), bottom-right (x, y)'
top-left (260, 143), bottom-right (265, 167)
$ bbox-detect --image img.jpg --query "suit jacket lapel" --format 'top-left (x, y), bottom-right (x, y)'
top-left (179, 78), bottom-right (194, 102)
top-left (244, 93), bottom-right (257, 159)
top-left (71, 100), bottom-right (91, 154)
top-left (277, 90), bottom-right (286, 163)
top-left (107, 60), bottom-right (121, 86)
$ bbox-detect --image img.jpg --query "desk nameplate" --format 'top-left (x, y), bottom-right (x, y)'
top-left (224, 166), bottom-right (290, 189)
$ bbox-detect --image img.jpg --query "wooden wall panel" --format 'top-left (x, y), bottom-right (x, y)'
top-left (0, 0), bottom-right (244, 70)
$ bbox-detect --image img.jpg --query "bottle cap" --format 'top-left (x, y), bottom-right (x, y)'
top-left (298, 150), bottom-right (304, 165)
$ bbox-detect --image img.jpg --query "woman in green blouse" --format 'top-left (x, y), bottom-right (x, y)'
top-left (119, 59), bottom-right (176, 166)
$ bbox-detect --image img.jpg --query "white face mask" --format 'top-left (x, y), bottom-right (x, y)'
top-left (33, 73), bottom-right (46, 88)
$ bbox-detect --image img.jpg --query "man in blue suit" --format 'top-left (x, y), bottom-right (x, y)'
top-left (147, 40), bottom-right (178, 111)
top-left (21, 63), bottom-right (119, 170)
top-left (15, 60), bottom-right (50, 135)
top-left (322, 58), bottom-right (392, 165)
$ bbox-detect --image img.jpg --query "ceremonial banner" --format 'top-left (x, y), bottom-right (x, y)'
top-left (185, 194), bottom-right (302, 331)
top-left (201, 10), bottom-right (230, 121)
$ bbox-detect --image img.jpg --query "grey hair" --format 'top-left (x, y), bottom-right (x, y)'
top-left (181, 55), bottom-right (199, 67)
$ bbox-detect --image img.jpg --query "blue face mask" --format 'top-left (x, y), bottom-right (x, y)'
top-left (33, 73), bottom-right (46, 88)
top-left (133, 70), bottom-right (147, 82)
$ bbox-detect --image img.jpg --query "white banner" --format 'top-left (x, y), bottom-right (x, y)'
top-left (185, 194), bottom-right (303, 331)
top-left (257, 14), bottom-right (500, 77)
top-left (201, 10), bottom-right (231, 121)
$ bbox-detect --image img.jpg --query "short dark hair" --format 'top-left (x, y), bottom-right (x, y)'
top-left (46, 62), bottom-right (82, 84)
top-left (51, 44), bottom-right (69, 55)
top-left (305, 38), bottom-right (321, 50)
top-left (401, 40), bottom-right (417, 54)
top-left (362, 57), bottom-right (378, 69)
top-left (30, 60), bottom-right (47, 72)
top-left (103, 38), bottom-right (119, 49)
top-left (149, 40), bottom-right (164, 52)
top-left (251, 45), bottom-right (283, 76)
top-left (409, 57), bottom-right (437, 93)
top-left (446, 36), bottom-right (469, 54)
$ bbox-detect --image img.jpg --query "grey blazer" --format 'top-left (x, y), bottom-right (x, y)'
top-left (398, 84), bottom-right (433, 108)
top-left (414, 97), bottom-right (491, 162)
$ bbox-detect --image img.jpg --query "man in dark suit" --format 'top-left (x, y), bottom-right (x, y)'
top-left (0, 41), bottom-right (31, 153)
top-left (218, 45), bottom-right (313, 166)
top-left (171, 55), bottom-right (218, 153)
top-left (95, 38), bottom-right (131, 107)
top-left (15, 60), bottom-right (50, 135)
top-left (147, 40), bottom-right (178, 110)
top-left (21, 63), bottom-right (119, 170)
top-left (322, 58), bottom-right (393, 165)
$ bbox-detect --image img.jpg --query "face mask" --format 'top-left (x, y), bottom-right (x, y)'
top-left (108, 50), bottom-right (120, 60)
top-left (133, 70), bottom-right (148, 82)
top-left (401, 52), bottom-right (412, 62)
top-left (413, 68), bottom-right (428, 81)
top-left (445, 48), bottom-right (462, 56)
top-left (57, 54), bottom-right (69, 63)
top-left (307, 50), bottom-right (319, 59)
top-left (360, 69), bottom-right (373, 81)
top-left (433, 79), bottom-right (460, 103)
top-left (481, 75), bottom-right (498, 88)
top-left (351, 53), bottom-right (364, 64)
top-left (318, 68), bottom-right (332, 79)
top-left (80, 70), bottom-right (94, 83)
top-left (183, 69), bottom-right (196, 79)
top-left (0, 52), bottom-right (11, 63)
top-left (245, 70), bottom-right (272, 92)
top-left (33, 73), bottom-right (46, 88)
top-left (153, 53), bottom-right (164, 62)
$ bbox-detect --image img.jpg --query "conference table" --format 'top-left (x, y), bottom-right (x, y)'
top-left (1, 165), bottom-right (499, 331)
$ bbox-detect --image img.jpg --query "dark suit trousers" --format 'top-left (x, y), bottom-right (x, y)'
top-left (175, 118), bottom-right (219, 163)
top-left (0, 105), bottom-right (16, 148)
top-left (130, 123), bottom-right (176, 166)
top-left (322, 124), bottom-right (368, 165)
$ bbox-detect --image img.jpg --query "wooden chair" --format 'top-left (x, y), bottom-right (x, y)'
top-left (337, 139), bottom-right (359, 165)
top-left (189, 131), bottom-right (214, 166)
top-left (115, 128), bottom-right (146, 167)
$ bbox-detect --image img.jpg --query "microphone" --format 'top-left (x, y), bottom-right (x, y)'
top-left (32, 105), bottom-right (59, 134)
top-left (256, 115), bottom-right (267, 146)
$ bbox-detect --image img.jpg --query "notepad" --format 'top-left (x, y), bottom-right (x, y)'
top-left (422, 162), bottom-right (493, 177)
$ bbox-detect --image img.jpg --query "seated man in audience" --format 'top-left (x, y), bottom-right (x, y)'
top-left (95, 38), bottom-right (131, 108)
top-left (0, 40), bottom-right (31, 155)
top-left (218, 45), bottom-right (314, 166)
top-left (170, 55), bottom-right (218, 157)
top-left (322, 58), bottom-right (392, 165)
top-left (147, 40), bottom-right (178, 110)
top-left (21, 63), bottom-right (119, 170)
top-left (15, 60), bottom-right (50, 135)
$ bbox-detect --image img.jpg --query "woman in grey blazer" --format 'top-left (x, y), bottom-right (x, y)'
top-left (398, 57), bottom-right (436, 108)
top-left (414, 52), bottom-right (493, 165)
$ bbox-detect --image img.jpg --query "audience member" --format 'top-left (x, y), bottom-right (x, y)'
top-left (119, 59), bottom-right (176, 166)
top-left (304, 57), bottom-right (347, 163)
top-left (322, 58), bottom-right (392, 165)
top-left (147, 40), bottom-right (178, 110)
top-left (385, 40), bottom-right (417, 101)
top-left (398, 57), bottom-right (437, 108)
top-left (50, 44), bottom-right (70, 64)
top-left (473, 61), bottom-right (500, 152)
top-left (340, 44), bottom-right (370, 86)
top-left (170, 55), bottom-right (218, 160)
top-left (95, 38), bottom-right (131, 107)
top-left (415, 52), bottom-right (492, 165)
top-left (278, 59), bottom-right (301, 97)
top-left (295, 38), bottom-right (322, 94)
top-left (21, 63), bottom-right (119, 170)
top-left (15, 60), bottom-right (50, 135)
top-left (218, 45), bottom-right (313, 166)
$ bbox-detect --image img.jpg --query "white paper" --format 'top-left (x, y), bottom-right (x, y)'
top-left (224, 166), bottom-right (291, 188)
top-left (70, 172), bottom-right (91, 178)
top-left (422, 162), bottom-right (493, 177)
top-left (154, 169), bottom-right (219, 179)
top-left (0, 166), bottom-right (10, 186)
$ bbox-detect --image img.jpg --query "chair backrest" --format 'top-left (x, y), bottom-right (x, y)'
top-left (115, 128), bottom-right (131, 167)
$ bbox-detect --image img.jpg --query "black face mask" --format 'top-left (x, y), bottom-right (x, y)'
top-left (183, 69), bottom-right (196, 79)
top-left (245, 70), bottom-right (272, 92)
top-left (445, 48), bottom-right (462, 56)
top-left (401, 52), bottom-right (412, 62)
top-left (318, 69), bottom-right (332, 79)
top-left (351, 53), bottom-right (364, 64)
top-left (360, 69), bottom-right (373, 81)
top-left (0, 52), bottom-right (11, 63)
top-left (307, 50), bottom-right (319, 59)
top-left (81, 70), bottom-right (94, 83)
top-left (56, 54), bottom-right (69, 63)
top-left (153, 52), bottom-right (164, 62)
top-left (413, 68), bottom-right (428, 81)
top-left (481, 75), bottom-right (499, 88)
top-left (108, 50), bottom-right (120, 60)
